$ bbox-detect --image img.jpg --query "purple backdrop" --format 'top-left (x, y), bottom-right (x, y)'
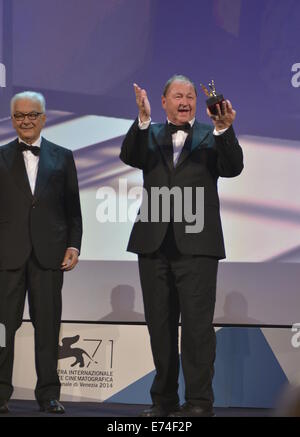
top-left (1, 0), bottom-right (300, 325)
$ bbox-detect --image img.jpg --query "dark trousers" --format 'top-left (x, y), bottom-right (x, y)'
top-left (138, 226), bottom-right (218, 408)
top-left (0, 252), bottom-right (63, 402)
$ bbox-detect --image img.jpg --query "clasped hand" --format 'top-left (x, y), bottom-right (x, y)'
top-left (61, 248), bottom-right (79, 271)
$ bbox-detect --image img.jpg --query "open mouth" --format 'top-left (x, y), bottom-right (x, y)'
top-left (178, 108), bottom-right (190, 113)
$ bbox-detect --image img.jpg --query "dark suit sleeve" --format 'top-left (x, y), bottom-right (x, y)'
top-left (120, 118), bottom-right (150, 170)
top-left (64, 150), bottom-right (83, 252)
top-left (213, 125), bottom-right (244, 177)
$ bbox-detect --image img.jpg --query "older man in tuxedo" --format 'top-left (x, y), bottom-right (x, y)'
top-left (0, 91), bottom-right (82, 414)
top-left (120, 75), bottom-right (243, 417)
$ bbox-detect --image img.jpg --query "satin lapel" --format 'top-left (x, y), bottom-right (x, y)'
top-left (175, 131), bottom-right (193, 168)
top-left (34, 138), bottom-right (58, 198)
top-left (175, 122), bottom-right (211, 169)
top-left (152, 124), bottom-right (174, 172)
top-left (2, 139), bottom-right (33, 199)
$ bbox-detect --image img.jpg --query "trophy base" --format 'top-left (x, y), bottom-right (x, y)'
top-left (206, 94), bottom-right (224, 115)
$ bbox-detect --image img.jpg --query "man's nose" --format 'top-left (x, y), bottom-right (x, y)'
top-left (23, 115), bottom-right (35, 122)
top-left (22, 118), bottom-right (33, 124)
top-left (180, 97), bottom-right (189, 106)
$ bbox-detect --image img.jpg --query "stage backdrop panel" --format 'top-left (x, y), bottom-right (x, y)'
top-left (12, 322), bottom-right (300, 408)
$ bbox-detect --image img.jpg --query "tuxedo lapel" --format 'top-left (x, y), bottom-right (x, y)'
top-left (152, 124), bottom-right (174, 172)
top-left (175, 121), bottom-right (210, 169)
top-left (34, 138), bottom-right (58, 198)
top-left (175, 131), bottom-right (193, 168)
top-left (2, 139), bottom-right (33, 199)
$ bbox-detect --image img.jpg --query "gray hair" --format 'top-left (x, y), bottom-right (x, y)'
top-left (10, 91), bottom-right (46, 114)
top-left (163, 74), bottom-right (197, 97)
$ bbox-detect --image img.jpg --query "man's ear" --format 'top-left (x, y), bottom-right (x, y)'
top-left (11, 115), bottom-right (17, 130)
top-left (161, 95), bottom-right (166, 110)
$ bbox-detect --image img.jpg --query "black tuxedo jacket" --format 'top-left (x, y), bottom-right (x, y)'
top-left (0, 137), bottom-right (82, 270)
top-left (120, 119), bottom-right (243, 259)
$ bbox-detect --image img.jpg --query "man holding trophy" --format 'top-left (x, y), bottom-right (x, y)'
top-left (120, 75), bottom-right (243, 417)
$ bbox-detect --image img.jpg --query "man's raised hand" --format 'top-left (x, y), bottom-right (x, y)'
top-left (133, 83), bottom-right (151, 123)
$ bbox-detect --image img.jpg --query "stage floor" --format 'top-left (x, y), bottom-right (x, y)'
top-left (2, 400), bottom-right (271, 417)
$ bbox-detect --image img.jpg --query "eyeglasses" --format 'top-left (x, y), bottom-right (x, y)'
top-left (13, 112), bottom-right (44, 121)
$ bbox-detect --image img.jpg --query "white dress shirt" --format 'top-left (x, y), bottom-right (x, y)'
top-left (18, 136), bottom-right (41, 194)
top-left (168, 118), bottom-right (195, 166)
top-left (138, 118), bottom-right (228, 166)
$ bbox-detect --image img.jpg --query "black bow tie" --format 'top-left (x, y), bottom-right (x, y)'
top-left (19, 142), bottom-right (40, 156)
top-left (168, 122), bottom-right (191, 135)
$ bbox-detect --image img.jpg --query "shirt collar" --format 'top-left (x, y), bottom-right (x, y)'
top-left (167, 118), bottom-right (195, 128)
top-left (18, 136), bottom-right (42, 148)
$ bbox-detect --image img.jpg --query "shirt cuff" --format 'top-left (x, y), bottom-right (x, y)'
top-left (68, 247), bottom-right (79, 254)
top-left (138, 117), bottom-right (151, 130)
top-left (213, 127), bottom-right (229, 136)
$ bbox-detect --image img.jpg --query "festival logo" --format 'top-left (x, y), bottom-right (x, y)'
top-left (58, 334), bottom-right (114, 391)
